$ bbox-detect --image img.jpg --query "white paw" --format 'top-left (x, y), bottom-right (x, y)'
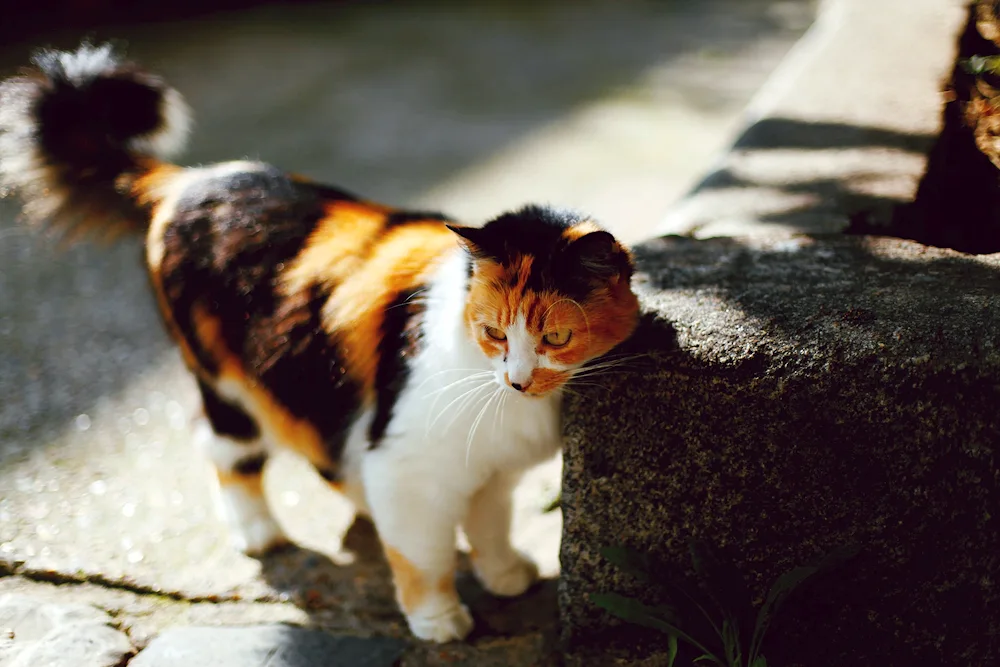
top-left (473, 551), bottom-right (539, 597)
top-left (407, 603), bottom-right (474, 643)
top-left (213, 484), bottom-right (289, 556)
top-left (230, 514), bottom-right (290, 556)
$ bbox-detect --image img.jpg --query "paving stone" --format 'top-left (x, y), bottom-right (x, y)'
top-left (129, 625), bottom-right (406, 667)
top-left (0, 594), bottom-right (134, 667)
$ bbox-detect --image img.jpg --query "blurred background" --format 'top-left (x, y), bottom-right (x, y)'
top-left (0, 0), bottom-right (816, 243)
top-left (0, 0), bottom-right (817, 655)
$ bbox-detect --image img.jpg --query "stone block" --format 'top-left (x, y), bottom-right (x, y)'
top-left (559, 235), bottom-right (1000, 666)
top-left (129, 625), bottom-right (406, 667)
top-left (0, 594), bottom-right (135, 667)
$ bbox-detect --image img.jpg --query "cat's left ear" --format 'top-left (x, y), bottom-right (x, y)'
top-left (567, 230), bottom-right (632, 282)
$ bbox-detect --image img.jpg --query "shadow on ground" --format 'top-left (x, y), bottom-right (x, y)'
top-left (256, 519), bottom-right (561, 665)
top-left (689, 117), bottom-right (937, 230)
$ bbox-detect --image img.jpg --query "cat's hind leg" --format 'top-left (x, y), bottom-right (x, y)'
top-left (196, 379), bottom-right (290, 555)
top-left (463, 472), bottom-right (539, 597)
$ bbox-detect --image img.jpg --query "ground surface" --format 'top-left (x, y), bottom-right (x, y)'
top-left (0, 1), bottom-right (814, 663)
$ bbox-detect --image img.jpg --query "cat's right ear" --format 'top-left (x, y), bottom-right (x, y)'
top-left (446, 224), bottom-right (486, 256)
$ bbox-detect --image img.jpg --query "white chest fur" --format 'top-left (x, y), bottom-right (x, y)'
top-left (381, 248), bottom-right (562, 482)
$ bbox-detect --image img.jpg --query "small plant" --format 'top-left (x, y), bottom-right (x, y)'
top-left (961, 55), bottom-right (1000, 77)
top-left (590, 541), bottom-right (860, 667)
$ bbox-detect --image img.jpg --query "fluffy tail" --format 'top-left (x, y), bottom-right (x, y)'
top-left (0, 43), bottom-right (191, 239)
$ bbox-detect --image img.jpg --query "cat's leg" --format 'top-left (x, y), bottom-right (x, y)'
top-left (463, 472), bottom-right (539, 597)
top-left (196, 379), bottom-right (289, 555)
top-left (362, 452), bottom-right (473, 643)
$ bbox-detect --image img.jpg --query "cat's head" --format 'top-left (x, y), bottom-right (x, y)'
top-left (449, 205), bottom-right (639, 397)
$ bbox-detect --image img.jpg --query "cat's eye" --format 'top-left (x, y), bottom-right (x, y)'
top-left (485, 326), bottom-right (507, 341)
top-left (543, 329), bottom-right (572, 347)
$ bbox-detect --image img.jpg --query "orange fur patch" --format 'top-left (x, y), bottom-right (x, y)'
top-left (215, 466), bottom-right (265, 494)
top-left (561, 220), bottom-right (602, 241)
top-left (463, 242), bottom-right (639, 395)
top-left (281, 200), bottom-right (391, 295)
top-left (384, 546), bottom-right (457, 614)
top-left (131, 161), bottom-right (184, 210)
top-left (189, 302), bottom-right (334, 470)
top-left (317, 221), bottom-right (458, 395)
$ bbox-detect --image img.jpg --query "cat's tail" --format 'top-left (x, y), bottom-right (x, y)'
top-left (0, 42), bottom-right (191, 240)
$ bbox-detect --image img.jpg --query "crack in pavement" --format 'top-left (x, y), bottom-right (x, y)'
top-left (0, 560), bottom-right (287, 605)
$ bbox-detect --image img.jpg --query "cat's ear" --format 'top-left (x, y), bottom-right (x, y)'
top-left (567, 230), bottom-right (628, 280)
top-left (446, 224), bottom-right (485, 253)
top-left (448, 224), bottom-right (498, 262)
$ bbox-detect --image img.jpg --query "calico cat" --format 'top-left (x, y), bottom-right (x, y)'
top-left (0, 44), bottom-right (640, 642)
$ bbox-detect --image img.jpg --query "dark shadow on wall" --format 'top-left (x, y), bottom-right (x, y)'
top-left (733, 117), bottom-right (936, 154)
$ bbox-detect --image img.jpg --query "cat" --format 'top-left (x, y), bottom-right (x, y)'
top-left (0, 43), bottom-right (640, 642)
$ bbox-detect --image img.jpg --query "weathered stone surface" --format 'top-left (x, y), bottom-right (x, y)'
top-left (0, 594), bottom-right (134, 667)
top-left (559, 234), bottom-right (1000, 666)
top-left (129, 625), bottom-right (406, 667)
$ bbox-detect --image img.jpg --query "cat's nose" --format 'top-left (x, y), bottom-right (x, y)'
top-left (511, 380), bottom-right (532, 392)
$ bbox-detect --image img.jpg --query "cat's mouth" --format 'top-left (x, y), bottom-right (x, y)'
top-left (500, 379), bottom-right (563, 398)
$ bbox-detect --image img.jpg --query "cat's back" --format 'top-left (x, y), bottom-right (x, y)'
top-left (145, 159), bottom-right (462, 466)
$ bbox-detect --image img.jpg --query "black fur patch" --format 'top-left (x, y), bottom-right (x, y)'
top-left (369, 288), bottom-right (427, 447)
top-left (318, 467), bottom-right (342, 484)
top-left (302, 182), bottom-right (361, 203)
top-left (251, 283), bottom-right (361, 463)
top-left (160, 163), bottom-right (363, 463)
top-left (198, 379), bottom-right (259, 441)
top-left (461, 205), bottom-right (631, 301)
top-left (385, 210), bottom-right (454, 227)
top-left (233, 452), bottom-right (267, 476)
top-left (32, 47), bottom-right (167, 167)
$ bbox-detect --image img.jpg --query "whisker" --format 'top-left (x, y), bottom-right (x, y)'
top-left (491, 388), bottom-right (509, 444)
top-left (425, 372), bottom-right (493, 398)
top-left (570, 356), bottom-right (649, 381)
top-left (442, 381), bottom-right (495, 436)
top-left (466, 387), bottom-right (502, 468)
top-left (578, 353), bottom-right (651, 371)
top-left (426, 380), bottom-right (492, 437)
top-left (424, 373), bottom-right (492, 428)
top-left (570, 368), bottom-right (631, 381)
top-left (384, 288), bottom-right (429, 311)
top-left (415, 367), bottom-right (492, 391)
top-left (578, 354), bottom-right (649, 371)
top-left (564, 380), bottom-right (612, 394)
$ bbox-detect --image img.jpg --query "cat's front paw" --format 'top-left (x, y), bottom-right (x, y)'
top-left (473, 550), bottom-right (539, 597)
top-left (407, 603), bottom-right (474, 643)
top-left (230, 514), bottom-right (291, 556)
